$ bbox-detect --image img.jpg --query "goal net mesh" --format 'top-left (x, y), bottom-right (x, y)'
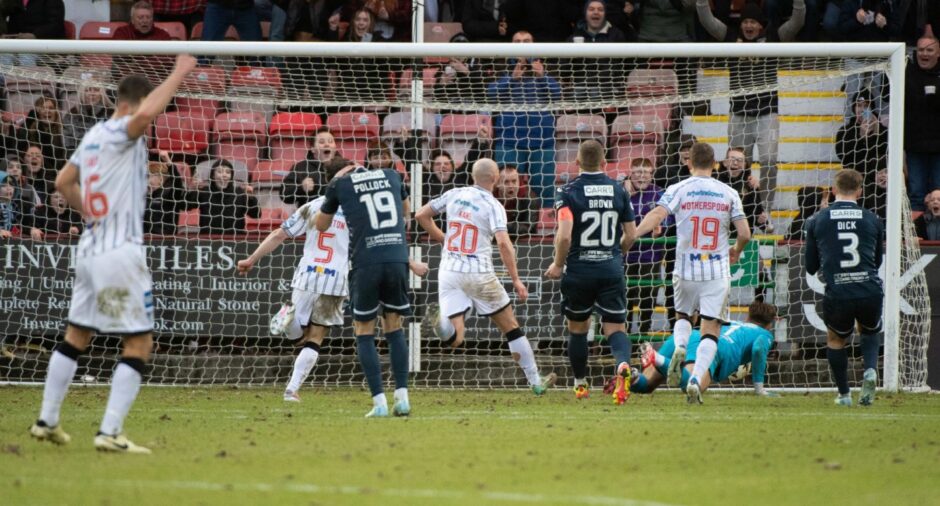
top-left (0, 46), bottom-right (928, 391)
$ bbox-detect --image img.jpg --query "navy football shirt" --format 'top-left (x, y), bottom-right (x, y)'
top-left (803, 200), bottom-right (884, 300)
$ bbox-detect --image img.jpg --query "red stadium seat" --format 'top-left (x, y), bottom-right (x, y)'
top-left (610, 115), bottom-right (663, 169)
top-left (230, 66), bottom-right (282, 91)
top-left (252, 159), bottom-right (294, 184)
top-left (153, 112), bottom-right (212, 155)
top-left (555, 114), bottom-right (607, 166)
top-left (326, 112), bottom-right (380, 165)
top-left (63, 20), bottom-right (76, 40)
top-left (155, 21), bottom-right (187, 40)
top-left (439, 114), bottom-right (492, 165)
top-left (79, 21), bottom-right (127, 40)
top-left (214, 112), bottom-right (267, 171)
top-left (177, 209), bottom-right (200, 230)
top-left (396, 67), bottom-right (438, 101)
top-left (269, 112), bottom-right (322, 163)
top-left (245, 207), bottom-right (287, 231)
top-left (3, 66), bottom-right (56, 124)
top-left (177, 66), bottom-right (226, 118)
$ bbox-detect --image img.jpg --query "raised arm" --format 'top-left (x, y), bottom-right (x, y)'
top-left (777, 0), bottom-right (806, 42)
top-left (237, 228), bottom-right (289, 275)
top-left (695, 0), bottom-right (728, 41)
top-left (495, 230), bottom-right (528, 302)
top-left (127, 55), bottom-right (197, 139)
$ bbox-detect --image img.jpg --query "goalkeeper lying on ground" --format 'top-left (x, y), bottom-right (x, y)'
top-left (629, 301), bottom-right (778, 397)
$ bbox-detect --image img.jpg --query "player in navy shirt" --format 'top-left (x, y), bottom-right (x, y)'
top-left (318, 166), bottom-right (427, 417)
top-left (545, 140), bottom-right (637, 404)
top-left (803, 169), bottom-right (884, 407)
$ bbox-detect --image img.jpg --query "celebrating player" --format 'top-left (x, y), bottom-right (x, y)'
top-left (415, 158), bottom-right (557, 395)
top-left (30, 55), bottom-right (197, 454)
top-left (803, 169), bottom-right (884, 406)
top-left (630, 301), bottom-right (778, 396)
top-left (635, 142), bottom-right (751, 404)
top-left (544, 140), bottom-right (637, 404)
top-left (316, 165), bottom-right (427, 417)
top-left (237, 159), bottom-right (356, 403)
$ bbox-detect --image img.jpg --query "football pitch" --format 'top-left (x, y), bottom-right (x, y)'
top-left (1, 387), bottom-right (939, 506)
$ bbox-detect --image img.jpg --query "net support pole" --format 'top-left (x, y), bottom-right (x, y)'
top-left (408, 1), bottom-right (426, 373)
top-left (883, 43), bottom-right (907, 392)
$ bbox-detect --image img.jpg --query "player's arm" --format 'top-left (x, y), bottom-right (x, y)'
top-left (237, 228), bottom-right (289, 275)
top-left (750, 335), bottom-right (778, 397)
top-left (635, 206), bottom-right (667, 237)
top-left (545, 207), bottom-right (573, 280)
top-left (621, 221), bottom-right (637, 252)
top-left (54, 162), bottom-right (84, 215)
top-left (802, 220), bottom-right (820, 276)
top-left (415, 203), bottom-right (445, 243)
top-left (729, 217), bottom-right (751, 265)
top-left (495, 230), bottom-right (528, 302)
top-left (126, 54), bottom-right (197, 139)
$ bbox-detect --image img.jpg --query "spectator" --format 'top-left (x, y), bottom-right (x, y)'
top-left (501, 0), bottom-right (580, 42)
top-left (655, 134), bottom-right (694, 189)
top-left (332, 6), bottom-right (389, 41)
top-left (839, 0), bottom-right (891, 119)
top-left (145, 152), bottom-right (198, 235)
top-left (62, 85), bottom-right (113, 151)
top-left (27, 191), bottom-right (82, 240)
top-left (433, 51), bottom-right (496, 108)
top-left (2, 159), bottom-right (40, 235)
top-left (487, 31), bottom-right (561, 207)
top-left (365, 140), bottom-right (394, 170)
top-left (697, 0), bottom-right (805, 217)
top-left (395, 124), bottom-right (492, 203)
top-left (461, 0), bottom-right (510, 42)
top-left (114, 1), bottom-right (173, 40)
top-left (566, 0), bottom-right (629, 102)
top-left (765, 0), bottom-right (820, 41)
top-left (635, 0), bottom-right (695, 42)
top-left (623, 158), bottom-right (667, 334)
top-left (494, 164), bottom-right (537, 237)
top-left (569, 1), bottom-right (628, 42)
top-left (605, 0), bottom-right (639, 40)
top-left (255, 0), bottom-right (288, 46)
top-left (189, 159), bottom-right (260, 234)
top-left (10, 95), bottom-right (67, 170)
top-left (837, 90), bottom-right (887, 201)
top-left (863, 167), bottom-right (888, 220)
top-left (914, 189), bottom-right (940, 240)
top-left (890, 0), bottom-right (940, 47)
top-left (22, 144), bottom-right (55, 199)
top-left (1, 0), bottom-right (65, 66)
top-left (281, 126), bottom-right (339, 207)
top-left (151, 0), bottom-right (207, 33)
top-left (341, 0), bottom-right (411, 41)
top-left (202, 0), bottom-right (262, 42)
top-left (717, 146), bottom-right (769, 232)
top-left (285, 0), bottom-right (342, 40)
top-left (904, 35), bottom-right (940, 211)
top-left (787, 185), bottom-right (828, 240)
top-left (0, 182), bottom-right (18, 238)
top-left (328, 9), bottom-right (392, 103)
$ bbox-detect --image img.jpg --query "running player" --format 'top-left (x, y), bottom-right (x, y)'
top-left (634, 142), bottom-right (751, 404)
top-left (544, 140), bottom-right (637, 405)
top-left (803, 169), bottom-right (884, 406)
top-left (237, 159), bottom-right (356, 402)
top-left (30, 55), bottom-right (197, 453)
top-left (415, 158), bottom-right (557, 395)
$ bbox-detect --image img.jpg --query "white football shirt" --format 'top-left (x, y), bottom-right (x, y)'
top-left (657, 176), bottom-right (746, 281)
top-left (281, 197), bottom-right (350, 296)
top-left (430, 186), bottom-right (508, 274)
top-left (69, 116), bottom-right (148, 258)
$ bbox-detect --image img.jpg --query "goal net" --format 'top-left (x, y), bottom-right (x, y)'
top-left (0, 41), bottom-right (927, 392)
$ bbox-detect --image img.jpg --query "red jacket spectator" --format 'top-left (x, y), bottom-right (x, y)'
top-left (113, 1), bottom-right (173, 40)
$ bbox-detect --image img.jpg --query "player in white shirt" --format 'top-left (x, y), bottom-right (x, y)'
top-left (634, 143), bottom-right (751, 404)
top-left (415, 159), bottom-right (557, 395)
top-left (237, 160), bottom-right (356, 403)
top-left (30, 55), bottom-right (197, 454)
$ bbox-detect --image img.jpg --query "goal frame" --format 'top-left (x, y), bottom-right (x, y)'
top-left (0, 40), bottom-right (909, 391)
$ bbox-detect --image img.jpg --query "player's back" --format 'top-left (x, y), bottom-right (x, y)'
top-left (659, 176), bottom-right (745, 281)
top-left (70, 116), bottom-right (148, 257)
top-left (556, 171), bottom-right (634, 279)
top-left (805, 200), bottom-right (883, 300)
top-left (432, 186), bottom-right (507, 273)
top-left (283, 197), bottom-right (350, 295)
top-left (721, 321), bottom-right (772, 361)
top-left (324, 168), bottom-right (408, 267)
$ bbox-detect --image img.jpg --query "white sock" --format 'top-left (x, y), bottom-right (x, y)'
top-left (654, 351), bottom-right (665, 367)
top-left (373, 393), bottom-right (388, 408)
top-left (435, 317), bottom-right (455, 340)
top-left (39, 350), bottom-right (79, 427)
top-left (692, 339), bottom-right (718, 384)
top-left (394, 387), bottom-right (409, 404)
top-left (508, 337), bottom-right (540, 385)
top-left (286, 347), bottom-right (319, 393)
top-left (286, 318), bottom-right (304, 340)
top-left (573, 377), bottom-right (588, 387)
top-left (99, 362), bottom-right (143, 436)
top-left (673, 319), bottom-right (692, 349)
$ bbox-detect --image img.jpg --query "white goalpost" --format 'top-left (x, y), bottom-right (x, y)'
top-left (0, 39), bottom-right (927, 392)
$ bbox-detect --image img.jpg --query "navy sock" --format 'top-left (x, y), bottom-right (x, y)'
top-left (568, 333), bottom-right (589, 379)
top-left (629, 374), bottom-right (649, 394)
top-left (385, 329), bottom-right (409, 390)
top-left (607, 331), bottom-right (632, 366)
top-left (860, 333), bottom-right (880, 372)
top-left (356, 334), bottom-right (383, 396)
top-left (827, 347), bottom-right (850, 395)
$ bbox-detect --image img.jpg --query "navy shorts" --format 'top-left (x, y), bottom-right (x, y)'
top-left (822, 295), bottom-right (883, 338)
top-left (350, 263), bottom-right (412, 322)
top-left (560, 274), bottom-right (626, 323)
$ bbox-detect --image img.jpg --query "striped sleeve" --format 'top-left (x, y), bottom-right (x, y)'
top-left (430, 189), bottom-right (452, 214)
top-left (491, 197), bottom-right (508, 233)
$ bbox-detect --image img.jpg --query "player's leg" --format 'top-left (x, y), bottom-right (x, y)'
top-left (434, 271), bottom-right (470, 348)
top-left (489, 306), bottom-right (557, 395)
top-left (686, 279), bottom-right (730, 404)
top-left (630, 365), bottom-right (666, 394)
top-left (95, 332), bottom-right (153, 454)
top-left (379, 263), bottom-right (412, 417)
top-left (31, 325), bottom-right (94, 445)
top-left (856, 296), bottom-right (883, 406)
top-left (282, 289), bottom-right (321, 400)
top-left (822, 297), bottom-right (854, 406)
top-left (284, 325), bottom-right (327, 402)
top-left (350, 267), bottom-right (388, 417)
top-left (668, 276), bottom-right (695, 387)
top-left (561, 275), bottom-right (594, 398)
top-left (597, 275), bottom-right (632, 405)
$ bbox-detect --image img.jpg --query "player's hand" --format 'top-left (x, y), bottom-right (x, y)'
top-left (174, 54), bottom-right (198, 74)
top-left (513, 280), bottom-right (529, 302)
top-left (29, 228), bottom-right (43, 241)
top-left (241, 184), bottom-right (255, 194)
top-left (236, 258), bottom-right (254, 275)
top-left (301, 177), bottom-right (316, 192)
top-left (729, 247), bottom-right (742, 265)
top-left (409, 260), bottom-right (429, 277)
top-left (477, 124), bottom-right (491, 142)
top-left (544, 263), bottom-right (563, 280)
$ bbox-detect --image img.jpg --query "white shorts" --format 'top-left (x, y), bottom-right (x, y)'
top-left (439, 270), bottom-right (512, 319)
top-left (68, 243), bottom-right (154, 334)
top-left (292, 289), bottom-right (346, 327)
top-left (673, 276), bottom-right (731, 322)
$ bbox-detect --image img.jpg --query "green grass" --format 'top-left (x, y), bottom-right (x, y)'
top-left (1, 387), bottom-right (939, 506)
